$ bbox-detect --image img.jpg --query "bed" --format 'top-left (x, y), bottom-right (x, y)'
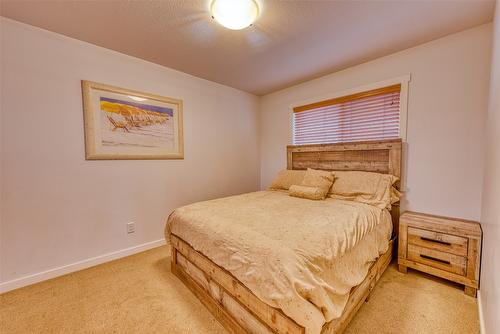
top-left (166, 139), bottom-right (402, 334)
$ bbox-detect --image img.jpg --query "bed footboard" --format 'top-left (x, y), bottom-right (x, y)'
top-left (171, 234), bottom-right (305, 334)
top-left (170, 234), bottom-right (394, 334)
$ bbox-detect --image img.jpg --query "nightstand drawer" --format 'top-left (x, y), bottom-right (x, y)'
top-left (407, 244), bottom-right (467, 276)
top-left (407, 227), bottom-right (468, 256)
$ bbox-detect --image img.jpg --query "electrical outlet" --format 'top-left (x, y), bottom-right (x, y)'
top-left (127, 222), bottom-right (135, 234)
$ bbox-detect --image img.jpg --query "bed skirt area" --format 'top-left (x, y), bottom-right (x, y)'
top-left (170, 234), bottom-right (394, 334)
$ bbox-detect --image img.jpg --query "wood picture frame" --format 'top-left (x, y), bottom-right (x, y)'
top-left (82, 80), bottom-right (183, 160)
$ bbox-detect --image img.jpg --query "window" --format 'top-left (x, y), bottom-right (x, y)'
top-left (293, 84), bottom-right (401, 145)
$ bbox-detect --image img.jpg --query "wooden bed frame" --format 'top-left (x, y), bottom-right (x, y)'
top-left (170, 139), bottom-right (403, 334)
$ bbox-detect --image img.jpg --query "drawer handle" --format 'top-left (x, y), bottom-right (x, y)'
top-left (420, 237), bottom-right (451, 246)
top-left (420, 254), bottom-right (450, 265)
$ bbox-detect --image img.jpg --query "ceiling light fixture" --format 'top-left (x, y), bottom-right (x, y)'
top-left (211, 0), bottom-right (259, 30)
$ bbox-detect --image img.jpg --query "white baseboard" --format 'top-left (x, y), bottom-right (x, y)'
top-left (0, 239), bottom-right (166, 294)
top-left (478, 290), bottom-right (486, 334)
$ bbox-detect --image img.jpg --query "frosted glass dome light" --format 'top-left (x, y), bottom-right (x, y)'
top-left (211, 0), bottom-right (259, 30)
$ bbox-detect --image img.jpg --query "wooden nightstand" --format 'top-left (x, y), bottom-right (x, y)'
top-left (398, 211), bottom-right (482, 297)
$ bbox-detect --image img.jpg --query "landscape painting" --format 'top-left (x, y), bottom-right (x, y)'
top-left (82, 81), bottom-right (183, 159)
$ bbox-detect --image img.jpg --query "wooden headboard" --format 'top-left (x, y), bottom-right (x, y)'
top-left (286, 138), bottom-right (403, 237)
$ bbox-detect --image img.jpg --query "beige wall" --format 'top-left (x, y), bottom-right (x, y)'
top-left (480, 2), bottom-right (500, 333)
top-left (0, 17), bottom-right (3, 282)
top-left (0, 18), bottom-right (260, 285)
top-left (260, 24), bottom-right (492, 221)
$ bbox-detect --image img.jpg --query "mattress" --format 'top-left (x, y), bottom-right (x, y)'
top-left (166, 190), bottom-right (392, 334)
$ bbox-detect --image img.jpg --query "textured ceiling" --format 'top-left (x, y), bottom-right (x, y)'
top-left (0, 0), bottom-right (495, 95)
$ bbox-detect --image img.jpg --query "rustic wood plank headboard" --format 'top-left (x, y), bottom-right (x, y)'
top-left (287, 139), bottom-right (402, 181)
top-left (286, 138), bottom-right (403, 237)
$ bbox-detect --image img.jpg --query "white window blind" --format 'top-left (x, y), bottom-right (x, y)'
top-left (293, 84), bottom-right (401, 145)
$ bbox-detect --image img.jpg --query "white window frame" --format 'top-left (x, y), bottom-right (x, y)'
top-left (289, 74), bottom-right (411, 143)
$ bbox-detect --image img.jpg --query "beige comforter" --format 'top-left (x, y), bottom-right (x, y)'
top-left (166, 190), bottom-right (392, 334)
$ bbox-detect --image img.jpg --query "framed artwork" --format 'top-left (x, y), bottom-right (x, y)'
top-left (81, 80), bottom-right (183, 160)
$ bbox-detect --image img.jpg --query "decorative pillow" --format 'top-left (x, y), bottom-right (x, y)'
top-left (300, 168), bottom-right (335, 199)
top-left (329, 171), bottom-right (399, 209)
top-left (289, 185), bottom-right (325, 200)
top-left (269, 169), bottom-right (306, 190)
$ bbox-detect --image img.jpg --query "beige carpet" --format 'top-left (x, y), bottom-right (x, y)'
top-left (1, 246), bottom-right (479, 334)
